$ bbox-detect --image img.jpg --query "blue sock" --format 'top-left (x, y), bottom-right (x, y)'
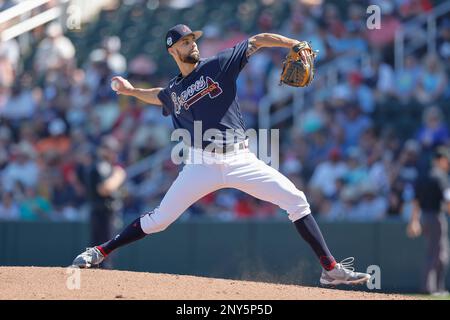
top-left (294, 214), bottom-right (336, 271)
top-left (97, 217), bottom-right (147, 256)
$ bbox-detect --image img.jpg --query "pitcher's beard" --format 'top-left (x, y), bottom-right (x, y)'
top-left (181, 52), bottom-right (200, 64)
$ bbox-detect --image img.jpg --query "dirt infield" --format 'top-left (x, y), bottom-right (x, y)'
top-left (0, 267), bottom-right (416, 300)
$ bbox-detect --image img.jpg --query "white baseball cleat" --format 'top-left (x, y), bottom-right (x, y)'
top-left (72, 247), bottom-right (106, 268)
top-left (320, 257), bottom-right (371, 286)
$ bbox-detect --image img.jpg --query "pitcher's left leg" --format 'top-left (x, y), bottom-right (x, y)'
top-left (225, 152), bottom-right (370, 285)
top-left (225, 152), bottom-right (310, 222)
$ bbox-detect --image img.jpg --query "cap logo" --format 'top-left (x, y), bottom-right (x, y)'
top-left (182, 25), bottom-right (189, 33)
top-left (166, 37), bottom-right (172, 46)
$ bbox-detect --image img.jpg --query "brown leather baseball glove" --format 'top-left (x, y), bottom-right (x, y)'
top-left (279, 41), bottom-right (317, 87)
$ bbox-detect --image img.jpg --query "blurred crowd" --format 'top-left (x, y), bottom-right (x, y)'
top-left (1, 0), bottom-right (450, 223)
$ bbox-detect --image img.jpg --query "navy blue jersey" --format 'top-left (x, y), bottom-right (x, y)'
top-left (157, 39), bottom-right (249, 148)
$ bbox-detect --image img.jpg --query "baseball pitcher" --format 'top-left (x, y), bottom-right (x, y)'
top-left (73, 24), bottom-right (370, 286)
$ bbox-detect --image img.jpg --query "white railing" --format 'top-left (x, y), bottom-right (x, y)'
top-left (0, 0), bottom-right (68, 42)
top-left (1, 7), bottom-right (62, 42)
top-left (395, 1), bottom-right (450, 70)
top-left (0, 0), bottom-right (52, 25)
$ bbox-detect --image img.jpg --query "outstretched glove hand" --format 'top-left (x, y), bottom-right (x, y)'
top-left (279, 41), bottom-right (317, 87)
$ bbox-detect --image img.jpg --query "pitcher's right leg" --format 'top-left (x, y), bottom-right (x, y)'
top-left (72, 162), bottom-right (224, 268)
top-left (139, 162), bottom-right (224, 234)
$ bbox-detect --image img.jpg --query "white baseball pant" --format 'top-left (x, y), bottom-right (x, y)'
top-left (140, 146), bottom-right (311, 234)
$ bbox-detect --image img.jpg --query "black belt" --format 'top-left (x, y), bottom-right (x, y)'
top-left (196, 140), bottom-right (249, 154)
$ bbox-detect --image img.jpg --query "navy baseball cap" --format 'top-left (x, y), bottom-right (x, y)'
top-left (165, 24), bottom-right (203, 50)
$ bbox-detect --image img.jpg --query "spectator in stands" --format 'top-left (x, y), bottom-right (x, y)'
top-left (281, 11), bottom-right (307, 41)
top-left (1, 142), bottom-right (39, 192)
top-left (345, 3), bottom-right (365, 35)
top-left (353, 182), bottom-right (387, 221)
top-left (102, 36), bottom-right (127, 74)
top-left (362, 129), bottom-right (391, 195)
top-left (362, 55), bottom-right (395, 104)
top-left (327, 22), bottom-right (368, 57)
top-left (68, 69), bottom-right (92, 125)
top-left (0, 87), bottom-right (9, 114)
top-left (309, 147), bottom-right (348, 200)
top-left (213, 190), bottom-right (238, 221)
top-left (18, 184), bottom-right (52, 221)
top-left (236, 70), bottom-right (263, 129)
top-left (393, 55), bottom-right (422, 104)
top-left (365, 1), bottom-right (401, 50)
top-left (220, 20), bottom-right (248, 51)
top-left (0, 74), bottom-right (37, 121)
top-left (390, 140), bottom-right (421, 219)
top-left (343, 147), bottom-right (369, 187)
top-left (322, 3), bottom-right (346, 38)
top-left (387, 179), bottom-right (406, 218)
top-left (346, 71), bottom-right (375, 113)
top-left (257, 10), bottom-right (274, 34)
top-left (282, 11), bottom-right (327, 62)
top-left (17, 123), bottom-right (39, 148)
top-left (437, 19), bottom-right (450, 63)
top-left (415, 54), bottom-right (448, 104)
top-left (131, 124), bottom-right (169, 161)
top-left (234, 194), bottom-right (258, 219)
top-left (415, 106), bottom-right (449, 152)
top-left (306, 128), bottom-right (334, 168)
top-left (337, 103), bottom-right (373, 148)
top-left (35, 118), bottom-right (71, 159)
top-left (0, 148), bottom-right (7, 176)
top-left (0, 36), bottom-right (19, 70)
top-left (398, 0), bottom-right (433, 21)
top-left (0, 33), bottom-right (19, 89)
top-left (72, 144), bottom-right (94, 207)
top-left (34, 22), bottom-right (75, 75)
top-left (0, 125), bottom-right (13, 158)
top-left (85, 50), bottom-right (109, 92)
top-left (0, 191), bottom-right (20, 221)
top-left (199, 24), bottom-right (222, 58)
top-left (394, 140), bottom-right (421, 188)
top-left (322, 186), bottom-right (360, 221)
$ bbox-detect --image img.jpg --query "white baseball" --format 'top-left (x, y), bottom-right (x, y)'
top-left (111, 79), bottom-right (120, 91)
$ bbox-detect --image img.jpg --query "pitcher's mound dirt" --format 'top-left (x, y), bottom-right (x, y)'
top-left (0, 267), bottom-right (416, 300)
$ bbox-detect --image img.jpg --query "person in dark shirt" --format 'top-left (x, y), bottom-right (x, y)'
top-left (408, 146), bottom-right (450, 295)
top-left (86, 135), bottom-right (126, 266)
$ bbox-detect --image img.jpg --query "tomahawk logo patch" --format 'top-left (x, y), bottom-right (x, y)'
top-left (171, 76), bottom-right (223, 115)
